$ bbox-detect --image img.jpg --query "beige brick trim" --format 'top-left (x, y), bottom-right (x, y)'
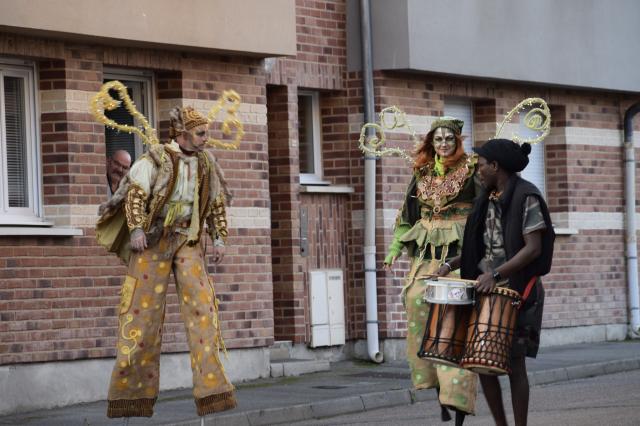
top-left (551, 212), bottom-right (629, 231)
top-left (40, 89), bottom-right (95, 114)
top-left (348, 113), bottom-right (438, 137)
top-left (352, 209), bottom-right (635, 233)
top-left (545, 127), bottom-right (640, 148)
top-left (44, 204), bottom-right (100, 227)
top-left (227, 207), bottom-right (270, 229)
top-left (351, 208), bottom-right (398, 230)
top-left (44, 205), bottom-right (271, 229)
top-left (158, 99), bottom-right (266, 126)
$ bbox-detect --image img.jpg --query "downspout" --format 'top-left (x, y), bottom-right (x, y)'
top-left (624, 102), bottom-right (640, 336)
top-left (360, 0), bottom-right (383, 363)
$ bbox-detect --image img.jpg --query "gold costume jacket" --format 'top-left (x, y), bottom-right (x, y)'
top-left (96, 142), bottom-right (230, 263)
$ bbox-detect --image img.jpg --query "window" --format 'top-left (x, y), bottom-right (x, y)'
top-left (518, 108), bottom-right (546, 195)
top-left (0, 61), bottom-right (41, 225)
top-left (103, 70), bottom-right (155, 161)
top-left (444, 98), bottom-right (474, 152)
top-left (298, 91), bottom-right (327, 185)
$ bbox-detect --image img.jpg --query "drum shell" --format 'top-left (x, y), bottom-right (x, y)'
top-left (461, 287), bottom-right (521, 375)
top-left (419, 303), bottom-right (472, 366)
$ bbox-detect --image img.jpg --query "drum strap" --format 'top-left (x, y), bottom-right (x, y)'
top-left (519, 276), bottom-right (538, 309)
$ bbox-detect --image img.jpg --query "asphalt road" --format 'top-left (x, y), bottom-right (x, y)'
top-left (289, 369), bottom-right (640, 426)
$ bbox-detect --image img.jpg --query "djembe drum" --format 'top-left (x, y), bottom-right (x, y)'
top-left (461, 287), bottom-right (521, 375)
top-left (418, 278), bottom-right (476, 366)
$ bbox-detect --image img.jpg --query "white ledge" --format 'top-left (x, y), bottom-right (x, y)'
top-left (0, 226), bottom-right (84, 236)
top-left (300, 185), bottom-right (355, 194)
top-left (553, 227), bottom-right (579, 235)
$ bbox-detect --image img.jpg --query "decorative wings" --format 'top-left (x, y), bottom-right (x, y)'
top-left (90, 81), bottom-right (244, 149)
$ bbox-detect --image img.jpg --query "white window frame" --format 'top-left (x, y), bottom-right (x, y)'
top-left (298, 91), bottom-right (328, 185)
top-left (0, 60), bottom-right (42, 225)
top-left (103, 68), bottom-right (156, 159)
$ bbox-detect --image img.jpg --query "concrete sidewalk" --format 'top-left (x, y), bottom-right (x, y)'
top-left (1, 340), bottom-right (639, 426)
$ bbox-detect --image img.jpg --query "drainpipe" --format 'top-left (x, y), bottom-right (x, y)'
top-left (360, 0), bottom-right (383, 363)
top-left (624, 102), bottom-right (640, 336)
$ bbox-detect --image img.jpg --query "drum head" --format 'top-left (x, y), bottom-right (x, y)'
top-left (463, 363), bottom-right (509, 376)
top-left (420, 356), bottom-right (461, 368)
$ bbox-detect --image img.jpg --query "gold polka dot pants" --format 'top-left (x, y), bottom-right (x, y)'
top-left (404, 259), bottom-right (478, 415)
top-left (107, 234), bottom-right (236, 418)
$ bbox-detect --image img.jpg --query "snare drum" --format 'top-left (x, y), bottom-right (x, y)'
top-left (423, 277), bottom-right (476, 305)
top-left (418, 278), bottom-right (477, 366)
top-left (461, 287), bottom-right (521, 375)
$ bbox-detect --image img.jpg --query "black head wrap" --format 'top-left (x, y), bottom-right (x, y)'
top-left (473, 138), bottom-right (531, 173)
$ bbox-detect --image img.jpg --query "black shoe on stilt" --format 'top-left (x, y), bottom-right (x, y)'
top-left (435, 387), bottom-right (451, 422)
top-left (454, 409), bottom-right (466, 426)
top-left (440, 405), bottom-right (452, 422)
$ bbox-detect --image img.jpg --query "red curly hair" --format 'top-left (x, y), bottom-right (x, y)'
top-left (413, 129), bottom-right (466, 172)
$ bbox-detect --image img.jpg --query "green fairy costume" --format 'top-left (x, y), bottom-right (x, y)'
top-left (385, 118), bottom-right (480, 414)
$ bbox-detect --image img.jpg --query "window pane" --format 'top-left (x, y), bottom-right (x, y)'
top-left (444, 98), bottom-right (473, 152)
top-left (298, 94), bottom-right (315, 174)
top-left (4, 76), bottom-right (29, 208)
top-left (518, 108), bottom-right (546, 195)
top-left (104, 85), bottom-right (136, 160)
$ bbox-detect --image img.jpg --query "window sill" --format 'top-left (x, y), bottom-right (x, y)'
top-left (554, 227), bottom-right (578, 235)
top-left (300, 185), bottom-right (355, 194)
top-left (0, 226), bottom-right (84, 237)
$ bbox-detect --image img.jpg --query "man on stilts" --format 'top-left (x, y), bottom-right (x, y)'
top-left (93, 87), bottom-right (238, 420)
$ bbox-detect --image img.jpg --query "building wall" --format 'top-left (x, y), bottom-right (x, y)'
top-left (266, 0), bottom-right (349, 344)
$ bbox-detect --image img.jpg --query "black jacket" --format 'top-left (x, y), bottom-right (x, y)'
top-left (461, 175), bottom-right (555, 303)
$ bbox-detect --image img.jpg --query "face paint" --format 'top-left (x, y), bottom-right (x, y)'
top-left (432, 127), bottom-right (457, 157)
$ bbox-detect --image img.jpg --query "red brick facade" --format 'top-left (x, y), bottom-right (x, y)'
top-left (1, 0), bottom-right (639, 370)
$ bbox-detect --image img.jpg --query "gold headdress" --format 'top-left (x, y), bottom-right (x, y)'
top-left (182, 107), bottom-right (209, 131)
top-left (494, 97), bottom-right (551, 145)
top-left (358, 106), bottom-right (420, 163)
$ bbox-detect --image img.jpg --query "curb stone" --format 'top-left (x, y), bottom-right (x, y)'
top-left (360, 389), bottom-right (412, 410)
top-left (310, 395), bottom-right (364, 419)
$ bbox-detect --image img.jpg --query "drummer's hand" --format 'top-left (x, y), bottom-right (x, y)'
top-left (435, 264), bottom-right (451, 277)
top-left (476, 272), bottom-right (496, 293)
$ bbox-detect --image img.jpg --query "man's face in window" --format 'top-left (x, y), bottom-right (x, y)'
top-left (107, 150), bottom-right (132, 185)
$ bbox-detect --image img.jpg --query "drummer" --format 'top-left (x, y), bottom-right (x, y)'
top-left (443, 138), bottom-right (555, 426)
top-left (384, 117), bottom-right (480, 425)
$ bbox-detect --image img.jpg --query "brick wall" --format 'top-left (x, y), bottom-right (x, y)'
top-left (267, 85), bottom-right (306, 343)
top-left (264, 0), bottom-right (349, 343)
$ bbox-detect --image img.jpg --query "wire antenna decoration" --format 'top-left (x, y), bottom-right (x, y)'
top-left (90, 81), bottom-right (245, 149)
top-left (206, 89), bottom-right (244, 150)
top-left (359, 105), bottom-right (421, 163)
top-left (90, 80), bottom-right (159, 146)
top-left (494, 97), bottom-right (551, 145)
